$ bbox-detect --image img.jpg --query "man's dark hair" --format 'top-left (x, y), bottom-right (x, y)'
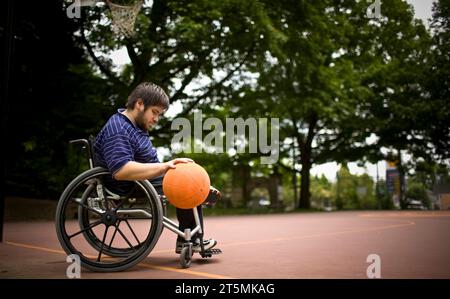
top-left (126, 82), bottom-right (169, 110)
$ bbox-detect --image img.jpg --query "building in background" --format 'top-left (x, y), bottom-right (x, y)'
top-left (432, 184), bottom-right (450, 210)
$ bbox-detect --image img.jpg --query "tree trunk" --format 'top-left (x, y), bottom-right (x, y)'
top-left (397, 149), bottom-right (406, 209)
top-left (292, 140), bottom-right (298, 208)
top-left (295, 113), bottom-right (317, 210)
top-left (293, 170), bottom-right (298, 208)
top-left (241, 165), bottom-right (252, 205)
top-left (298, 149), bottom-right (311, 209)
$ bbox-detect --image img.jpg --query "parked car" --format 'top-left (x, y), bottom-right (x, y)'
top-left (247, 197), bottom-right (271, 209)
top-left (406, 199), bottom-right (427, 210)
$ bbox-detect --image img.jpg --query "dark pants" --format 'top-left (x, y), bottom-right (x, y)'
top-left (150, 176), bottom-right (204, 242)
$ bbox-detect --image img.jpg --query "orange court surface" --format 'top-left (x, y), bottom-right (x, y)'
top-left (1, 210), bottom-right (450, 279)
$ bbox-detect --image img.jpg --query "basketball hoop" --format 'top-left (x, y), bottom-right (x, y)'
top-left (106, 0), bottom-right (144, 38)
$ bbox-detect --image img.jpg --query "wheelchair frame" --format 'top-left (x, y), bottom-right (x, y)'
top-left (55, 138), bottom-right (220, 272)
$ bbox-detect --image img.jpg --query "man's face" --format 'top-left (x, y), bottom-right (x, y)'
top-left (136, 104), bottom-right (165, 131)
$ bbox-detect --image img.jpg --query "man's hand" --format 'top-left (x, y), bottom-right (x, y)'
top-left (164, 158), bottom-right (194, 170)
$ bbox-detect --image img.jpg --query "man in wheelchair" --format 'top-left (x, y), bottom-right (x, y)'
top-left (92, 82), bottom-right (220, 254)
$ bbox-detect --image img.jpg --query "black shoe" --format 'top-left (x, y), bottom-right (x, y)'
top-left (203, 186), bottom-right (221, 207)
top-left (193, 238), bottom-right (217, 252)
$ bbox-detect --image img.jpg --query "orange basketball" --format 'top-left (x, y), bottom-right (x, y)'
top-left (162, 162), bottom-right (210, 209)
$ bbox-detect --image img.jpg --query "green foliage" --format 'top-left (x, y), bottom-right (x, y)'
top-left (281, 175), bottom-right (296, 208)
top-left (377, 180), bottom-right (395, 210)
top-left (10, 0), bottom-right (449, 203)
top-left (335, 164), bottom-right (377, 210)
top-left (310, 175), bottom-right (334, 209)
top-left (78, 0), bottom-right (447, 211)
top-left (422, 0), bottom-right (450, 160)
top-left (410, 161), bottom-right (450, 189)
top-left (5, 1), bottom-right (115, 198)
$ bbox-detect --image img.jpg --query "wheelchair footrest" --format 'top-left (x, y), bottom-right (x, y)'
top-left (200, 248), bottom-right (222, 258)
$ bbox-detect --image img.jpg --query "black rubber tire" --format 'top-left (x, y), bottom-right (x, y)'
top-left (180, 246), bottom-right (192, 269)
top-left (55, 167), bottom-right (163, 272)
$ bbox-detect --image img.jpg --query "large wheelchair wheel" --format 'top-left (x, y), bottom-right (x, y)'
top-left (55, 167), bottom-right (164, 272)
top-left (77, 182), bottom-right (145, 257)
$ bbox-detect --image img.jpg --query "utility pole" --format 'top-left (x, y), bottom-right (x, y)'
top-left (376, 161), bottom-right (381, 209)
top-left (336, 171), bottom-right (340, 210)
top-left (397, 149), bottom-right (405, 209)
top-left (292, 138), bottom-right (298, 209)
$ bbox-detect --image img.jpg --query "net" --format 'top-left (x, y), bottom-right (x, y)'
top-left (106, 0), bottom-right (144, 37)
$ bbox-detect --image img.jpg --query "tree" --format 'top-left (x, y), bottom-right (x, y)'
top-left (409, 161), bottom-right (450, 189)
top-left (335, 164), bottom-right (376, 210)
top-left (265, 0), bottom-right (444, 209)
top-left (356, 0), bottom-right (449, 204)
top-left (423, 0), bottom-right (450, 161)
top-left (310, 175), bottom-right (334, 210)
top-left (78, 0), bottom-right (284, 141)
top-left (3, 0), bottom-right (111, 197)
top-left (225, 0), bottom-right (362, 208)
top-left (233, 0), bottom-right (427, 209)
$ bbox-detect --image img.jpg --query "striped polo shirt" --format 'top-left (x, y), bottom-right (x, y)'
top-left (93, 108), bottom-right (159, 176)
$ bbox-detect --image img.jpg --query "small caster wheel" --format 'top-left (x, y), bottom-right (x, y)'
top-left (180, 246), bottom-right (192, 268)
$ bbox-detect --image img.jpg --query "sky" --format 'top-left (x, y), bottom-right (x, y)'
top-left (107, 0), bottom-right (436, 182)
top-left (407, 0), bottom-right (435, 27)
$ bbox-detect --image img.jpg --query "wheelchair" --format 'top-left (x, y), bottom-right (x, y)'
top-left (55, 138), bottom-right (221, 272)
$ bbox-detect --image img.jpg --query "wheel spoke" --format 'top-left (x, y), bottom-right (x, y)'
top-left (68, 220), bottom-right (102, 239)
top-left (107, 220), bottom-right (121, 250)
top-left (124, 219), bottom-right (141, 246)
top-left (116, 227), bottom-right (137, 251)
top-left (97, 226), bottom-right (109, 262)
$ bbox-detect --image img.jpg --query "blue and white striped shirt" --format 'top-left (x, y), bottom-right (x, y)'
top-left (93, 108), bottom-right (159, 175)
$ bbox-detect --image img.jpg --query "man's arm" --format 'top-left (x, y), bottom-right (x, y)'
top-left (113, 158), bottom-right (193, 181)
